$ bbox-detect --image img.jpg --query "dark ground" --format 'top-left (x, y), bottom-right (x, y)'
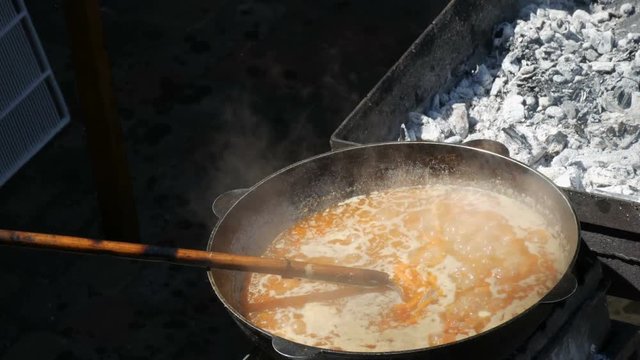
top-left (0, 1), bottom-right (448, 359)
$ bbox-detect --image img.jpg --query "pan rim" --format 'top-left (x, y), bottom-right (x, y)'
top-left (206, 141), bottom-right (581, 356)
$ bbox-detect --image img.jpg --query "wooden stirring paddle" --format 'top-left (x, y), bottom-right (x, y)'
top-left (0, 229), bottom-right (391, 287)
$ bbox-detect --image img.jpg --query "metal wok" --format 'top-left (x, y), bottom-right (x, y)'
top-left (207, 142), bottom-right (580, 359)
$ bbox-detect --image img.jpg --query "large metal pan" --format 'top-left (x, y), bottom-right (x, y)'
top-left (207, 142), bottom-right (580, 359)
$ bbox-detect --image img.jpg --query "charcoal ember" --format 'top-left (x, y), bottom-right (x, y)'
top-left (529, 149), bottom-right (552, 167)
top-left (572, 9), bottom-right (591, 22)
top-left (597, 31), bottom-right (615, 54)
top-left (573, 122), bottom-right (587, 137)
top-left (502, 125), bottom-right (531, 149)
top-left (538, 165), bottom-right (585, 190)
top-left (444, 136), bottom-right (462, 144)
top-left (529, 113), bottom-right (546, 126)
top-left (561, 101), bottom-right (577, 119)
top-left (463, 132), bottom-right (485, 143)
top-left (601, 79), bottom-right (640, 112)
top-left (561, 166), bottom-right (586, 190)
top-left (535, 48), bottom-right (546, 60)
top-left (543, 42), bottom-right (562, 56)
top-left (590, 61), bottom-right (615, 72)
top-left (540, 29), bottom-right (556, 43)
top-left (620, 3), bottom-right (635, 15)
top-left (552, 74), bottom-right (566, 83)
top-left (573, 74), bottom-right (587, 84)
top-left (571, 9), bottom-right (591, 30)
top-left (557, 166), bottom-right (585, 190)
top-left (618, 62), bottom-right (640, 78)
top-left (617, 38), bottom-right (630, 48)
top-left (546, 131), bottom-right (569, 155)
top-left (548, 9), bottom-right (570, 20)
top-left (502, 95), bottom-right (526, 123)
top-left (417, 116), bottom-right (450, 142)
top-left (531, 15), bottom-right (546, 30)
top-left (490, 77), bottom-right (506, 96)
top-left (418, 123), bottom-right (444, 141)
top-left (628, 33), bottom-right (640, 44)
top-left (564, 40), bottom-right (581, 53)
top-left (567, 129), bottom-right (589, 149)
top-left (550, 18), bottom-right (571, 35)
top-left (619, 127), bottom-right (640, 149)
top-left (617, 121), bottom-right (630, 136)
top-left (400, 123), bottom-right (416, 141)
top-left (590, 136), bottom-right (609, 149)
top-left (614, 79), bottom-right (639, 108)
top-left (536, 8), bottom-right (548, 18)
top-left (537, 96), bottom-right (552, 111)
top-left (605, 125), bottom-right (619, 139)
top-left (617, 32), bottom-right (640, 49)
top-left (552, 148), bottom-right (579, 167)
top-left (582, 28), bottom-right (614, 54)
top-left (518, 65), bottom-right (537, 79)
top-left (501, 53), bottom-right (521, 78)
top-left (449, 103), bottom-right (470, 138)
top-left (556, 55), bottom-right (581, 77)
top-left (585, 48), bottom-right (600, 61)
top-left (524, 95), bottom-right (538, 111)
top-left (545, 106), bottom-right (566, 119)
top-left (599, 90), bottom-right (624, 113)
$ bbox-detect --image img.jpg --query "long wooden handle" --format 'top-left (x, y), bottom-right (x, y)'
top-left (0, 230), bottom-right (390, 287)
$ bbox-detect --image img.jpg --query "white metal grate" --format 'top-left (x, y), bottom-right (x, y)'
top-left (0, 0), bottom-right (17, 32)
top-left (0, 0), bottom-right (69, 186)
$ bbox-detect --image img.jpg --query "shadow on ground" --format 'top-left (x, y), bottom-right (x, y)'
top-left (0, 1), bottom-right (447, 359)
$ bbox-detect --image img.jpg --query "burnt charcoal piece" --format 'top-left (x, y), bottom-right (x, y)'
top-left (398, 0), bottom-right (640, 202)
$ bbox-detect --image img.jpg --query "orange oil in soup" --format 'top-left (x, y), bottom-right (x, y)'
top-left (241, 185), bottom-right (564, 352)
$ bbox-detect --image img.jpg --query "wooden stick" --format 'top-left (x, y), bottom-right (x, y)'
top-left (0, 230), bottom-right (391, 287)
top-left (64, 0), bottom-right (139, 241)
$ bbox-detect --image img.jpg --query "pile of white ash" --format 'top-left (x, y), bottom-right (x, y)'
top-left (400, 0), bottom-right (640, 201)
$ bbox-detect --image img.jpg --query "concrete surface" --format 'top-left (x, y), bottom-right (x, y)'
top-left (0, 0), bottom-right (447, 359)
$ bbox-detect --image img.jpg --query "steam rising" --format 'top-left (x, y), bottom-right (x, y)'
top-left (214, 97), bottom-right (294, 192)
